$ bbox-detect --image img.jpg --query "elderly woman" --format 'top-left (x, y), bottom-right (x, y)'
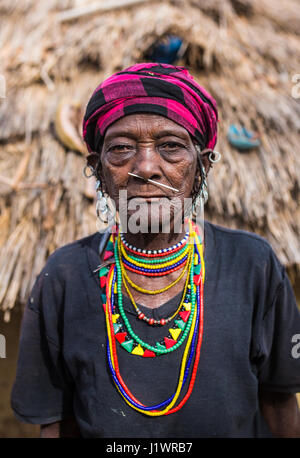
top-left (11, 63), bottom-right (300, 438)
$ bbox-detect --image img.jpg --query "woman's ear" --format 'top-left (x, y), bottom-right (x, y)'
top-left (86, 153), bottom-right (108, 194)
top-left (199, 149), bottom-right (214, 176)
top-left (193, 144), bottom-right (212, 177)
top-left (86, 153), bottom-right (99, 169)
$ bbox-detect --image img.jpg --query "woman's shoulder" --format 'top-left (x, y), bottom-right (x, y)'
top-left (205, 220), bottom-right (275, 253)
top-left (42, 231), bottom-right (103, 276)
top-left (28, 232), bottom-right (104, 313)
top-left (50, 231), bottom-right (102, 256)
top-left (204, 221), bottom-right (285, 281)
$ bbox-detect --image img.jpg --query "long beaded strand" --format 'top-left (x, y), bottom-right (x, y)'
top-left (106, 290), bottom-right (200, 414)
top-left (165, 249), bottom-right (204, 415)
top-left (105, 258), bottom-right (202, 416)
top-left (105, 268), bottom-right (201, 412)
top-left (101, 221), bottom-right (205, 415)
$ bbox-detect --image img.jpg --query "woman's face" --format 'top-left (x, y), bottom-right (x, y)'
top-left (100, 113), bottom-right (201, 232)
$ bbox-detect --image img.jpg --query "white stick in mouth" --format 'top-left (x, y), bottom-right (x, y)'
top-left (128, 172), bottom-right (179, 192)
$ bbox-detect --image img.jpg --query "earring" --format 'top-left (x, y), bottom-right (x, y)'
top-left (83, 165), bottom-right (95, 178)
top-left (208, 150), bottom-right (221, 163)
top-left (194, 144), bottom-right (208, 203)
top-left (192, 165), bottom-right (208, 219)
top-left (200, 165), bottom-right (208, 203)
top-left (95, 179), bottom-right (108, 222)
top-left (95, 179), bottom-right (115, 225)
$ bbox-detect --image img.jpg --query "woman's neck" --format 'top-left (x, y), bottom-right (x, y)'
top-left (121, 229), bottom-right (188, 252)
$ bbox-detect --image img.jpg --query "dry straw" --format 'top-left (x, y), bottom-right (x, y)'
top-left (0, 0), bottom-right (300, 321)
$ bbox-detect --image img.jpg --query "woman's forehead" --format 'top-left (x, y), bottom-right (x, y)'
top-left (104, 113), bottom-right (192, 140)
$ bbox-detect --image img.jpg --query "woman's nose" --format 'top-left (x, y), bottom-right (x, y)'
top-left (133, 144), bottom-right (162, 180)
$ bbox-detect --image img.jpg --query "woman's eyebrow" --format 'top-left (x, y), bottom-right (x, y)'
top-left (104, 131), bottom-right (138, 142)
top-left (154, 130), bottom-right (189, 140)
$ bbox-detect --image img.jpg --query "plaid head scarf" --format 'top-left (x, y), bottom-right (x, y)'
top-left (82, 63), bottom-right (218, 153)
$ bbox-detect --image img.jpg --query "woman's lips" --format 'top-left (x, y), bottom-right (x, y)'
top-left (127, 195), bottom-right (169, 202)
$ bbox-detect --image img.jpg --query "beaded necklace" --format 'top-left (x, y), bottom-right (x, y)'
top-left (118, 230), bottom-right (199, 326)
top-left (99, 220), bottom-right (205, 415)
top-left (120, 240), bottom-right (190, 277)
top-left (119, 241), bottom-right (192, 295)
top-left (120, 231), bottom-right (189, 256)
top-left (122, 268), bottom-right (191, 326)
top-left (114, 240), bottom-right (195, 355)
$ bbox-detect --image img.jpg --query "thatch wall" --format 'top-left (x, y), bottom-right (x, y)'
top-left (0, 0), bottom-right (300, 321)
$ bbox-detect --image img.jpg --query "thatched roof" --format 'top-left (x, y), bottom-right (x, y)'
top-left (1, 0), bottom-right (300, 321)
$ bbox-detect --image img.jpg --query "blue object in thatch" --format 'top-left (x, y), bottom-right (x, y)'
top-left (227, 125), bottom-right (261, 151)
top-left (149, 36), bottom-right (184, 64)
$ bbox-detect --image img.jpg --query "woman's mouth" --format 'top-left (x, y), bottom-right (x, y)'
top-left (127, 195), bottom-right (169, 203)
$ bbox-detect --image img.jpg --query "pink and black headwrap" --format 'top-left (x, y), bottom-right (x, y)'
top-left (82, 63), bottom-right (218, 153)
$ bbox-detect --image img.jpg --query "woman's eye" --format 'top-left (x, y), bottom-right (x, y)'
top-left (108, 144), bottom-right (134, 153)
top-left (159, 142), bottom-right (185, 152)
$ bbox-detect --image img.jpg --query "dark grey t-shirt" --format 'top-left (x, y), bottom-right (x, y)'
top-left (11, 222), bottom-right (300, 437)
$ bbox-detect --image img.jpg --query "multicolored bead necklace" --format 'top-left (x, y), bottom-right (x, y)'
top-left (119, 238), bottom-right (192, 296)
top-left (99, 220), bottom-right (205, 415)
top-left (120, 240), bottom-right (190, 277)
